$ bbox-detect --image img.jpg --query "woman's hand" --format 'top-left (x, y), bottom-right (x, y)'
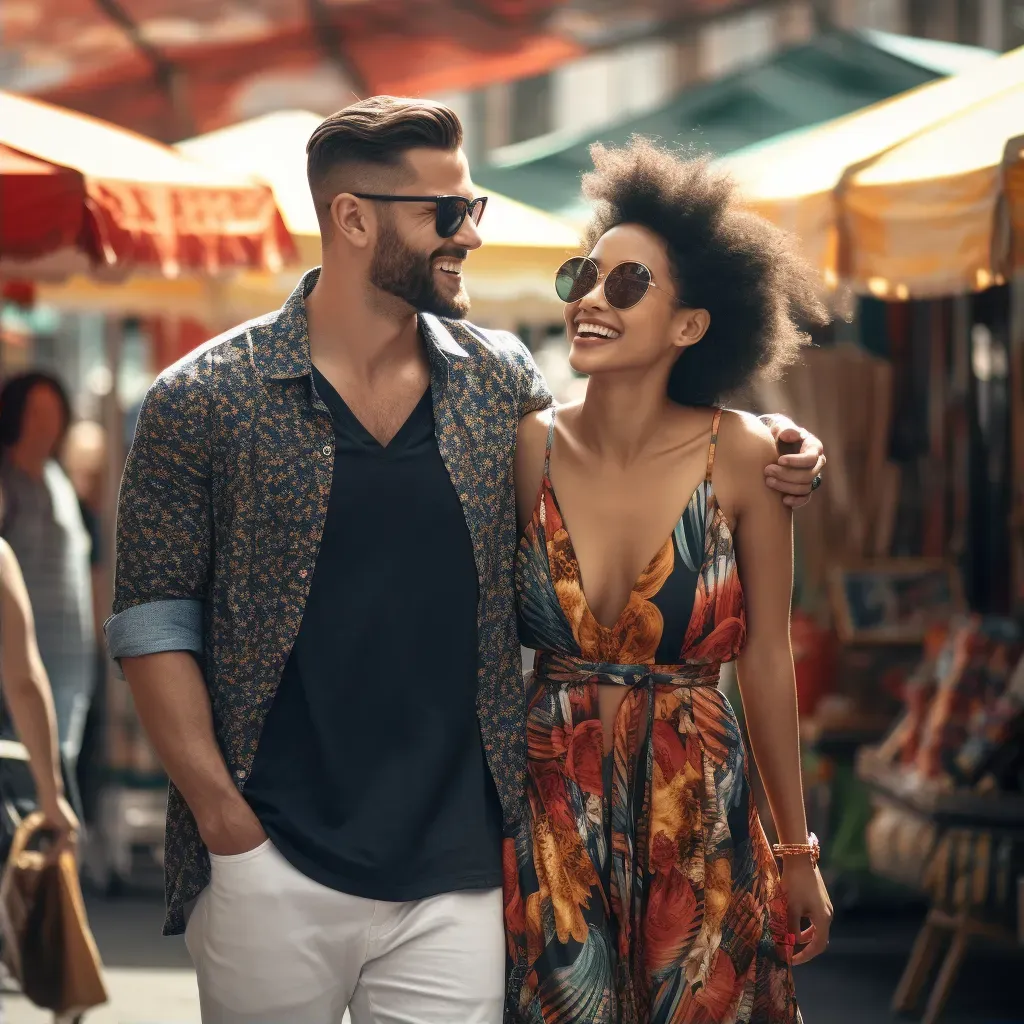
top-left (39, 792), bottom-right (80, 858)
top-left (783, 858), bottom-right (833, 964)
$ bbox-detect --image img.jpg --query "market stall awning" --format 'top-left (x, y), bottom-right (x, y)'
top-left (476, 28), bottom-right (986, 224)
top-left (719, 44), bottom-right (1024, 286)
top-left (1009, 141), bottom-right (1024, 274)
top-left (0, 91), bottom-right (295, 280)
top-left (15, 1), bottom-right (583, 143)
top-left (0, 144), bottom-right (85, 260)
top-left (838, 84), bottom-right (1024, 297)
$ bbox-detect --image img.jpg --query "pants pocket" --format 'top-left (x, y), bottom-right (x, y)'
top-left (208, 838), bottom-right (272, 867)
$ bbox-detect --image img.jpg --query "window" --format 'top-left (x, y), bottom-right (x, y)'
top-left (552, 53), bottom-right (614, 137)
top-left (700, 9), bottom-right (777, 78)
top-left (979, 0), bottom-right (1005, 49)
top-left (508, 73), bottom-right (553, 145)
top-left (1006, 0), bottom-right (1024, 49)
top-left (957, 0), bottom-right (980, 43)
top-left (861, 0), bottom-right (907, 32)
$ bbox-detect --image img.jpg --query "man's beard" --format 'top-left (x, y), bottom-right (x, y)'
top-left (369, 218), bottom-right (470, 319)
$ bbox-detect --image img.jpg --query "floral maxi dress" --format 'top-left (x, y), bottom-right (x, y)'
top-left (504, 408), bottom-right (802, 1024)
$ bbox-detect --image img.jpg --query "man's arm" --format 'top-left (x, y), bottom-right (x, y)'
top-left (119, 652), bottom-right (264, 855)
top-left (505, 334), bottom-right (554, 419)
top-left (107, 369), bottom-right (264, 856)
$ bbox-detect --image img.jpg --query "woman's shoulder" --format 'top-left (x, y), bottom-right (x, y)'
top-left (710, 410), bottom-right (779, 520)
top-left (716, 409), bottom-right (777, 469)
top-left (516, 400), bottom-right (580, 450)
top-left (516, 407), bottom-right (551, 446)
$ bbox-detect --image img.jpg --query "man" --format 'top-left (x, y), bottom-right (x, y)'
top-left (107, 97), bottom-right (825, 1024)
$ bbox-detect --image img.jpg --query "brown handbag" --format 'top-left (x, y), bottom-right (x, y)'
top-left (0, 811), bottom-right (108, 1014)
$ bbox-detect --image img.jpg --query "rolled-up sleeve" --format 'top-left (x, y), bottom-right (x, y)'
top-left (506, 334), bottom-right (553, 418)
top-left (105, 363), bottom-right (212, 662)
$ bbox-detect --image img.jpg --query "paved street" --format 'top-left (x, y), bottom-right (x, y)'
top-left (2, 896), bottom-right (1019, 1023)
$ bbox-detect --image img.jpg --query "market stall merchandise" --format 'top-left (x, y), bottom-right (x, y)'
top-left (756, 343), bottom-right (898, 619)
top-left (859, 616), bottom-right (1024, 1024)
top-left (0, 90), bottom-right (295, 280)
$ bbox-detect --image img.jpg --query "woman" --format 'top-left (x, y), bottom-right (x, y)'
top-left (0, 373), bottom-right (95, 818)
top-left (505, 139), bottom-right (833, 1023)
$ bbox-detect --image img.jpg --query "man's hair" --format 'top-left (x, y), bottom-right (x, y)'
top-left (306, 96), bottom-right (463, 227)
top-left (581, 137), bottom-right (828, 406)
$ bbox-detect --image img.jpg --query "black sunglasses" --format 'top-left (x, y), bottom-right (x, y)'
top-left (352, 194), bottom-right (488, 239)
top-left (554, 256), bottom-right (674, 310)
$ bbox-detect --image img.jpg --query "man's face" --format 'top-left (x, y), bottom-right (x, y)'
top-left (368, 147), bottom-right (483, 319)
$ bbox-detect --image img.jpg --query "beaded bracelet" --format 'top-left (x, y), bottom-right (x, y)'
top-left (772, 832), bottom-right (820, 865)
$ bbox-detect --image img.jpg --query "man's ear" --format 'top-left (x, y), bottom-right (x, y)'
top-left (331, 194), bottom-right (372, 249)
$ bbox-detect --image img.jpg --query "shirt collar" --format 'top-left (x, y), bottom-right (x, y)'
top-left (251, 267), bottom-right (469, 382)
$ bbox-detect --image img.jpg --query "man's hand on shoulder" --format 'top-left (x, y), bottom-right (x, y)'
top-left (760, 413), bottom-right (826, 510)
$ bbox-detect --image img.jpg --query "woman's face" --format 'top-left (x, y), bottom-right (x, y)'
top-left (19, 383), bottom-right (66, 461)
top-left (562, 223), bottom-right (707, 381)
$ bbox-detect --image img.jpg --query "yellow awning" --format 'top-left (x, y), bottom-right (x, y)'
top-left (719, 44), bottom-right (1024, 289)
top-left (841, 86), bottom-right (1024, 297)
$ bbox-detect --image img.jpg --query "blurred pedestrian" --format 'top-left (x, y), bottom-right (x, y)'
top-left (106, 97), bottom-right (826, 1024)
top-left (0, 374), bottom-right (95, 820)
top-left (62, 421), bottom-right (109, 827)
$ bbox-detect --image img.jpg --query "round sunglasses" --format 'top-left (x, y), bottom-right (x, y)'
top-left (554, 256), bottom-right (673, 309)
top-left (352, 193), bottom-right (488, 239)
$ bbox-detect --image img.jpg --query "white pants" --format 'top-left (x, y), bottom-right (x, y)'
top-left (184, 840), bottom-right (505, 1024)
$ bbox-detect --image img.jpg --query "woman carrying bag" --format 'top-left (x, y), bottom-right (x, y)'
top-left (0, 532), bottom-right (99, 1021)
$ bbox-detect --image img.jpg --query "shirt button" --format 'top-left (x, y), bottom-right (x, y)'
top-left (322, 444), bottom-right (333, 456)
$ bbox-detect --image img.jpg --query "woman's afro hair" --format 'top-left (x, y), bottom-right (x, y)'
top-left (581, 137), bottom-right (828, 406)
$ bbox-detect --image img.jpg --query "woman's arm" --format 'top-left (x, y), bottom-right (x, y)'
top-left (720, 414), bottom-right (806, 845)
top-left (515, 410), bottom-right (553, 536)
top-left (717, 412), bottom-right (831, 963)
top-left (0, 539), bottom-right (79, 839)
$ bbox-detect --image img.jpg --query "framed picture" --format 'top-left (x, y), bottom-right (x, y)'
top-left (829, 559), bottom-right (965, 645)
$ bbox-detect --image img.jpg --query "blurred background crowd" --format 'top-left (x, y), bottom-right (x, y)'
top-left (2, 0), bottom-right (1024, 1021)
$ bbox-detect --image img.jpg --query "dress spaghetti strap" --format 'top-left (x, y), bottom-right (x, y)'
top-left (706, 408), bottom-right (723, 483)
top-left (543, 407), bottom-right (557, 480)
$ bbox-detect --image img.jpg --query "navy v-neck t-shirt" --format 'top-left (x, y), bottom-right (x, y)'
top-left (244, 367), bottom-right (503, 899)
